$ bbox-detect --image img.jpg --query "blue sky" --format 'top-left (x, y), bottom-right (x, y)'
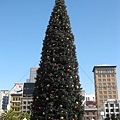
top-left (0, 0), bottom-right (120, 97)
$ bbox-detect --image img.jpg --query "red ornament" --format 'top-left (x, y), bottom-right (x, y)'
top-left (40, 71), bottom-right (43, 74)
top-left (76, 80), bottom-right (79, 82)
top-left (51, 90), bottom-right (54, 93)
top-left (66, 69), bottom-right (70, 72)
top-left (74, 106), bottom-right (77, 109)
top-left (61, 78), bottom-right (64, 81)
top-left (62, 95), bottom-right (65, 98)
top-left (56, 38), bottom-right (58, 40)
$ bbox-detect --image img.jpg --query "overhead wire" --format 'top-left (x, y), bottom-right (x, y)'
top-left (0, 61), bottom-right (39, 103)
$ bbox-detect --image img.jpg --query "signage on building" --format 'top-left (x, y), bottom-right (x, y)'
top-left (14, 83), bottom-right (23, 93)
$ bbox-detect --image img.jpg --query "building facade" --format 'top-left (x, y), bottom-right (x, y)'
top-left (85, 94), bottom-right (95, 102)
top-left (0, 90), bottom-right (10, 115)
top-left (26, 68), bottom-right (38, 83)
top-left (93, 65), bottom-right (118, 108)
top-left (22, 83), bottom-right (35, 114)
top-left (84, 101), bottom-right (98, 120)
top-left (10, 93), bottom-right (22, 115)
top-left (104, 100), bottom-right (120, 118)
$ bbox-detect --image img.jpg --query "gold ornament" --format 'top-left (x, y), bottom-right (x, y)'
top-left (36, 96), bottom-right (39, 99)
top-left (76, 101), bottom-right (78, 104)
top-left (46, 97), bottom-right (49, 100)
top-left (60, 116), bottom-right (64, 120)
top-left (60, 104), bottom-right (63, 107)
top-left (43, 112), bottom-right (45, 115)
top-left (75, 114), bottom-right (77, 118)
top-left (72, 85), bottom-right (74, 87)
top-left (76, 86), bottom-right (79, 89)
top-left (47, 84), bottom-right (50, 87)
top-left (66, 85), bottom-right (68, 88)
top-left (70, 76), bottom-right (72, 78)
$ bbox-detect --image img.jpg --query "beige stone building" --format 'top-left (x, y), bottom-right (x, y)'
top-left (93, 65), bottom-right (118, 108)
top-left (10, 93), bottom-right (22, 115)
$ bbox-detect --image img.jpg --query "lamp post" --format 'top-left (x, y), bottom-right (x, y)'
top-left (23, 118), bottom-right (27, 120)
top-left (101, 111), bottom-right (104, 120)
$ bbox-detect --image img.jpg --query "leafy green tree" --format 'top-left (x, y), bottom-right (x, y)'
top-left (31, 0), bottom-right (84, 120)
top-left (0, 109), bottom-right (30, 120)
top-left (18, 112), bottom-right (30, 120)
top-left (0, 109), bottom-right (17, 120)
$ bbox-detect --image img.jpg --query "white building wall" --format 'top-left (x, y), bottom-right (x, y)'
top-left (0, 90), bottom-right (10, 115)
top-left (85, 94), bottom-right (95, 101)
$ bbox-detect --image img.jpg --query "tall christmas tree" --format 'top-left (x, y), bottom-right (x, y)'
top-left (31, 0), bottom-right (84, 120)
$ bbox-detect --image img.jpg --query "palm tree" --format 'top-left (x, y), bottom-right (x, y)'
top-left (0, 109), bottom-right (30, 120)
top-left (18, 112), bottom-right (30, 120)
top-left (0, 109), bottom-right (17, 120)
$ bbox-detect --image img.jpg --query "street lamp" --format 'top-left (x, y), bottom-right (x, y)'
top-left (101, 111), bottom-right (104, 120)
top-left (23, 118), bottom-right (27, 120)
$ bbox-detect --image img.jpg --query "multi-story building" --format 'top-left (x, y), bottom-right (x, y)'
top-left (93, 65), bottom-right (118, 108)
top-left (26, 68), bottom-right (38, 83)
top-left (10, 93), bottom-right (22, 115)
top-left (84, 101), bottom-right (98, 120)
top-left (85, 94), bottom-right (95, 102)
top-left (9, 83), bottom-right (23, 114)
top-left (22, 83), bottom-right (35, 114)
top-left (104, 99), bottom-right (120, 118)
top-left (0, 90), bottom-right (10, 115)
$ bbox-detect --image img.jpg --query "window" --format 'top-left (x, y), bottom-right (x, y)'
top-left (100, 100), bottom-right (103, 103)
top-left (99, 91), bottom-right (102, 94)
top-left (106, 109), bottom-right (109, 112)
top-left (103, 79), bottom-right (106, 82)
top-left (111, 109), bottom-right (114, 112)
top-left (112, 86), bottom-right (116, 90)
top-left (92, 112), bottom-right (95, 115)
top-left (98, 75), bottom-right (101, 78)
top-left (98, 79), bottom-right (101, 82)
top-left (107, 74), bottom-right (110, 77)
top-left (103, 87), bottom-right (106, 90)
top-left (107, 79), bottom-right (110, 82)
top-left (99, 95), bottom-right (102, 98)
top-left (113, 91), bottom-right (116, 94)
top-left (110, 104), bottom-right (114, 107)
top-left (108, 87), bottom-right (111, 90)
top-left (108, 91), bottom-right (112, 94)
top-left (24, 101), bottom-right (26, 104)
top-left (111, 74), bottom-right (114, 77)
top-left (108, 83), bottom-right (111, 86)
top-left (102, 74), bottom-right (106, 77)
top-left (104, 91), bottom-right (107, 94)
top-left (99, 87), bottom-right (102, 90)
top-left (108, 95), bottom-right (112, 99)
top-left (116, 109), bottom-right (119, 112)
top-left (99, 83), bottom-right (102, 86)
top-left (112, 83), bottom-right (115, 85)
top-left (113, 95), bottom-right (116, 98)
top-left (104, 96), bottom-right (107, 98)
top-left (103, 83), bottom-right (106, 86)
top-left (112, 79), bottom-right (114, 82)
top-left (105, 104), bottom-right (108, 107)
top-left (116, 104), bottom-right (119, 107)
